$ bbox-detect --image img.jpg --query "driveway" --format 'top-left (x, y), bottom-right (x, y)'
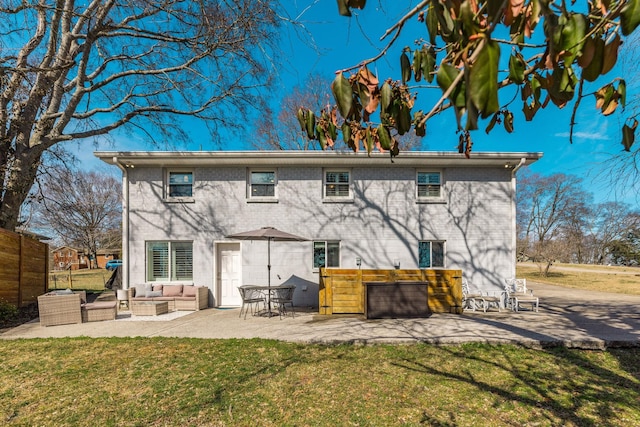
top-left (2, 281), bottom-right (639, 349)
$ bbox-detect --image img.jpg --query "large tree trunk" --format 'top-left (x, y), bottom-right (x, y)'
top-left (0, 148), bottom-right (43, 230)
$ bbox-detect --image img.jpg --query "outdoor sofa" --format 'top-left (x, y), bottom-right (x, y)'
top-left (129, 284), bottom-right (208, 312)
top-left (38, 290), bottom-right (117, 326)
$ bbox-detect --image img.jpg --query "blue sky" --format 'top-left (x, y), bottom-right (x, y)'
top-left (80, 1), bottom-right (638, 208)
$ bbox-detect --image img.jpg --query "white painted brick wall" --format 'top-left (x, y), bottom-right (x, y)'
top-left (125, 163), bottom-right (515, 306)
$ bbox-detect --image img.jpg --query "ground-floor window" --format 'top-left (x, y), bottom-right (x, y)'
top-left (418, 241), bottom-right (445, 268)
top-left (146, 241), bottom-right (193, 281)
top-left (313, 241), bottom-right (340, 269)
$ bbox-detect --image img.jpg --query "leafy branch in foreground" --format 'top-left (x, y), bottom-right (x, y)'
top-left (299, 0), bottom-right (640, 157)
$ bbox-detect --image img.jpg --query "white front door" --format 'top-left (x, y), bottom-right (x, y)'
top-left (217, 243), bottom-right (242, 307)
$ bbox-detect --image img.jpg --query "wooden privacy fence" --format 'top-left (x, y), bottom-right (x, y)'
top-left (0, 228), bottom-right (49, 307)
top-left (319, 268), bottom-right (463, 315)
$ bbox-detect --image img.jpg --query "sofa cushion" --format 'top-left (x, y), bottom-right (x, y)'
top-left (134, 284), bottom-right (151, 298)
top-left (162, 285), bottom-right (183, 297)
top-left (174, 296), bottom-right (196, 301)
top-left (83, 301), bottom-right (117, 310)
top-left (145, 290), bottom-right (162, 298)
top-left (152, 284), bottom-right (163, 292)
top-left (182, 286), bottom-right (198, 297)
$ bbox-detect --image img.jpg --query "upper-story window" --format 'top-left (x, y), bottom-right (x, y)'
top-left (167, 171), bottom-right (193, 199)
top-left (248, 170), bottom-right (277, 201)
top-left (417, 171), bottom-right (442, 201)
top-left (324, 170), bottom-right (351, 200)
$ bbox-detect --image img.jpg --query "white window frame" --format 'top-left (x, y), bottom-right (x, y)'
top-left (247, 169), bottom-right (278, 202)
top-left (313, 241), bottom-right (341, 271)
top-left (416, 170), bottom-right (444, 202)
top-left (418, 241), bottom-right (446, 268)
top-left (146, 241), bottom-right (193, 282)
top-left (323, 169), bottom-right (352, 201)
top-left (165, 170), bottom-right (194, 202)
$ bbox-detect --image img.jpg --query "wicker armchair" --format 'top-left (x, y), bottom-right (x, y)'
top-left (37, 291), bottom-right (85, 327)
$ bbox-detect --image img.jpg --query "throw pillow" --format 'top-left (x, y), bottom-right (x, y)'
top-left (162, 285), bottom-right (183, 297)
top-left (145, 290), bottom-right (163, 298)
top-left (135, 283), bottom-right (151, 297)
top-left (182, 286), bottom-right (198, 297)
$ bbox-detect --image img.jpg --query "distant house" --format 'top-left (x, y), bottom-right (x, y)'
top-left (95, 150), bottom-right (542, 308)
top-left (51, 246), bottom-right (88, 271)
top-left (96, 249), bottom-right (121, 269)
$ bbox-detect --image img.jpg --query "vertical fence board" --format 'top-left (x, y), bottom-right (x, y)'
top-left (0, 229), bottom-right (48, 307)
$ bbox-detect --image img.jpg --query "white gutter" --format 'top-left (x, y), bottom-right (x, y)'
top-left (510, 158), bottom-right (527, 278)
top-left (113, 157), bottom-right (130, 290)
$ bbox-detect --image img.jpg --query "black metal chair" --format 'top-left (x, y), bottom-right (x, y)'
top-left (271, 286), bottom-right (295, 319)
top-left (238, 286), bottom-right (265, 319)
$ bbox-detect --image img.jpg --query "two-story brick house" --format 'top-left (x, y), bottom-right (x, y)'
top-left (95, 151), bottom-right (541, 308)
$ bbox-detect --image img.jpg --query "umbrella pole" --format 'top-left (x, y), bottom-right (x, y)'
top-left (267, 238), bottom-right (271, 313)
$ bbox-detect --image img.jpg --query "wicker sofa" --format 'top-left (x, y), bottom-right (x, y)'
top-left (129, 284), bottom-right (208, 312)
top-left (38, 290), bottom-right (117, 326)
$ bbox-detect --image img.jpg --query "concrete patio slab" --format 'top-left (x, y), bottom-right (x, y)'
top-left (2, 282), bottom-right (639, 349)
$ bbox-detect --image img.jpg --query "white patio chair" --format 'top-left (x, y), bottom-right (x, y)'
top-left (504, 278), bottom-right (539, 312)
top-left (462, 279), bottom-right (486, 312)
top-left (462, 279), bottom-right (502, 312)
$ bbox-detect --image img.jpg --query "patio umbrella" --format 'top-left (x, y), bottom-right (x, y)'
top-left (226, 226), bottom-right (308, 316)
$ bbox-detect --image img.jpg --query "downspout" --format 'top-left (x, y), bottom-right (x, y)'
top-left (510, 158), bottom-right (527, 278)
top-left (113, 157), bottom-right (130, 290)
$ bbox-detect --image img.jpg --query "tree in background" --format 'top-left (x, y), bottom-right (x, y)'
top-left (258, 73), bottom-right (425, 151)
top-left (298, 1), bottom-right (640, 157)
top-left (254, 74), bottom-right (333, 150)
top-left (0, 0), bottom-right (281, 231)
top-left (31, 168), bottom-right (121, 269)
top-left (517, 168), bottom-right (640, 273)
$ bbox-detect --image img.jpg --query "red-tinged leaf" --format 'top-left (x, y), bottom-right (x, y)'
top-left (337, 0), bottom-right (351, 17)
top-left (504, 111), bottom-right (514, 133)
top-left (601, 34), bottom-right (622, 75)
top-left (332, 73), bottom-right (353, 118)
top-left (348, 0), bottom-right (366, 9)
top-left (316, 124), bottom-right (327, 149)
top-left (578, 36), bottom-right (595, 69)
top-left (602, 97), bottom-right (618, 116)
top-left (582, 37), bottom-right (604, 82)
top-left (622, 120), bottom-right (638, 151)
top-left (485, 112), bottom-right (499, 134)
top-left (469, 40), bottom-right (500, 118)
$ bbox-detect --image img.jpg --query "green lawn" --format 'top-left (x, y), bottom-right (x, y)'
top-left (49, 268), bottom-right (113, 291)
top-left (1, 265), bottom-right (638, 425)
top-left (0, 339), bottom-right (638, 426)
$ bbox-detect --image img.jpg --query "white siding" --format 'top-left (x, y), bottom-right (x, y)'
top-left (126, 163), bottom-right (515, 307)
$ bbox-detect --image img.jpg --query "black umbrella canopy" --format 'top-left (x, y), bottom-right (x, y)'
top-left (226, 227), bottom-right (308, 316)
top-left (226, 226), bottom-right (308, 242)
